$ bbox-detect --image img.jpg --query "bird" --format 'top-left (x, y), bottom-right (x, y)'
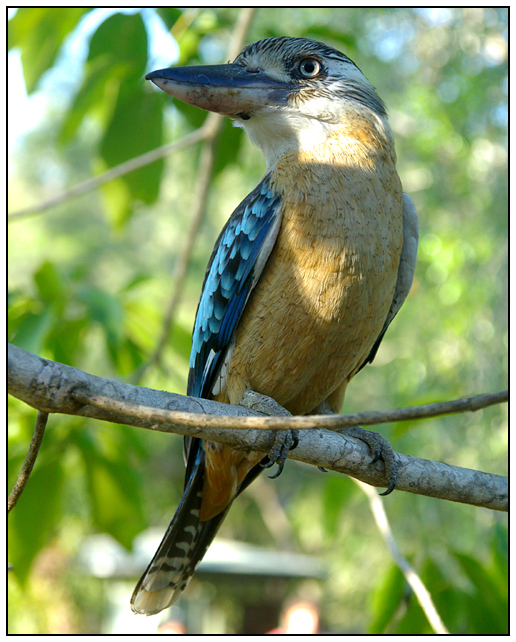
top-left (131, 36), bottom-right (418, 615)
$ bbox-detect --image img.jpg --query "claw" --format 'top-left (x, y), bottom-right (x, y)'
top-left (379, 475), bottom-right (397, 496)
top-left (369, 448), bottom-right (382, 465)
top-left (261, 429), bottom-right (297, 479)
top-left (344, 425), bottom-right (399, 495)
top-left (238, 391), bottom-right (294, 481)
top-left (268, 461), bottom-right (285, 479)
top-left (289, 433), bottom-right (300, 451)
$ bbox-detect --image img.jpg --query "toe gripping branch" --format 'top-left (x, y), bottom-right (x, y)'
top-left (257, 421), bottom-right (399, 493)
top-left (260, 430), bottom-right (299, 478)
top-left (369, 448), bottom-right (397, 495)
top-left (238, 390), bottom-right (297, 480)
top-left (345, 425), bottom-right (399, 495)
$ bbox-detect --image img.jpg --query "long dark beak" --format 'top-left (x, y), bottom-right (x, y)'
top-left (146, 63), bottom-right (294, 117)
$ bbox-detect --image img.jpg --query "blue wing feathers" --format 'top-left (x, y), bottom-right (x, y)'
top-left (132, 177), bottom-right (282, 613)
top-left (187, 176), bottom-right (281, 398)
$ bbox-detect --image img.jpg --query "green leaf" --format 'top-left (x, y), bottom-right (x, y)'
top-left (368, 563), bottom-right (406, 633)
top-left (60, 12), bottom-right (149, 144)
top-left (393, 558), bottom-right (452, 634)
top-left (177, 29), bottom-right (203, 65)
top-left (60, 12), bottom-right (152, 148)
top-left (8, 8), bottom-right (91, 93)
top-left (8, 452), bottom-right (65, 583)
top-left (118, 337), bottom-right (146, 373)
top-left (59, 57), bottom-right (117, 144)
top-left (173, 98), bottom-right (208, 129)
top-left (78, 432), bottom-right (145, 548)
top-left (77, 286), bottom-right (123, 336)
top-left (155, 8), bottom-right (182, 31)
top-left (46, 317), bottom-right (88, 365)
top-left (76, 286), bottom-right (124, 365)
top-left (453, 551), bottom-right (508, 633)
top-left (100, 89), bottom-right (164, 208)
top-left (213, 119), bottom-right (245, 175)
top-left (10, 308), bottom-right (55, 354)
top-left (87, 12), bottom-right (147, 82)
top-left (491, 522), bottom-right (508, 574)
top-left (98, 173), bottom-right (132, 228)
top-left (34, 261), bottom-right (66, 309)
top-left (321, 475), bottom-right (354, 539)
top-left (170, 320), bottom-right (195, 363)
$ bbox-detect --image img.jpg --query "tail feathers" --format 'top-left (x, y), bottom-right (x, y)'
top-left (130, 460), bottom-right (228, 616)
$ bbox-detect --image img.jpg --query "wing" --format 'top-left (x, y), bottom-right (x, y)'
top-left (359, 192), bottom-right (419, 370)
top-left (187, 174), bottom-right (283, 400)
top-left (133, 177), bottom-right (284, 614)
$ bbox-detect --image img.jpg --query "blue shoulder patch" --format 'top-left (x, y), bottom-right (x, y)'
top-left (187, 174), bottom-right (282, 398)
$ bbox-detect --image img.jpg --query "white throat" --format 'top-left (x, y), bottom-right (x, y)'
top-left (236, 110), bottom-right (334, 169)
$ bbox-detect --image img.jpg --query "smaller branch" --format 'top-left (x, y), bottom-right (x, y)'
top-left (356, 480), bottom-right (449, 634)
top-left (132, 8), bottom-right (257, 381)
top-left (72, 390), bottom-right (507, 511)
top-left (131, 113), bottom-right (222, 381)
top-left (8, 127), bottom-right (209, 222)
top-left (333, 390), bottom-right (508, 428)
top-left (226, 9), bottom-right (256, 60)
top-left (8, 411), bottom-right (49, 512)
top-left (74, 388), bottom-right (509, 433)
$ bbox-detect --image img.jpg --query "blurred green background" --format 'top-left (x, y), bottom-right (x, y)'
top-left (8, 7), bottom-right (507, 634)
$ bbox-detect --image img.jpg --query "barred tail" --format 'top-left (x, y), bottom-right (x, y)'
top-left (130, 459), bottom-right (228, 616)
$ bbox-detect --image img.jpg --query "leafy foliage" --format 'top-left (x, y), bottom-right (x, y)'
top-left (369, 523), bottom-right (508, 634)
top-left (8, 8), bottom-right (91, 93)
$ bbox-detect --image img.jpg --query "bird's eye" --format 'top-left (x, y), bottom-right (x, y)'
top-left (298, 58), bottom-right (321, 78)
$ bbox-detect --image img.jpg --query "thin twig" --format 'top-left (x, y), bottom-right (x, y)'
top-left (68, 391), bottom-right (507, 511)
top-left (225, 8), bottom-right (256, 60)
top-left (72, 388), bottom-right (508, 432)
top-left (355, 480), bottom-right (450, 634)
top-left (8, 411), bottom-right (49, 512)
top-left (131, 8), bottom-right (257, 381)
top-left (8, 128), bottom-right (209, 222)
top-left (131, 115), bottom-right (221, 381)
top-left (331, 390), bottom-right (509, 429)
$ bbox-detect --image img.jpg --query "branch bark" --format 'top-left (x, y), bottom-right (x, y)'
top-left (8, 344), bottom-right (508, 512)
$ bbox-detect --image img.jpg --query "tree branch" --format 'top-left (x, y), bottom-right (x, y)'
top-left (8, 410), bottom-right (49, 512)
top-left (8, 344), bottom-right (508, 512)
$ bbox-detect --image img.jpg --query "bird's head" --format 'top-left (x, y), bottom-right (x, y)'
top-left (147, 37), bottom-right (390, 167)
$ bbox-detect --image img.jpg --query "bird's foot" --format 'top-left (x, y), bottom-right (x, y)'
top-left (343, 425), bottom-right (399, 495)
top-left (262, 429), bottom-right (299, 479)
top-left (240, 390), bottom-right (297, 479)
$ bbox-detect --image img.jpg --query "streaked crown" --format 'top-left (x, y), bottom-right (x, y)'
top-left (234, 37), bottom-right (386, 119)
